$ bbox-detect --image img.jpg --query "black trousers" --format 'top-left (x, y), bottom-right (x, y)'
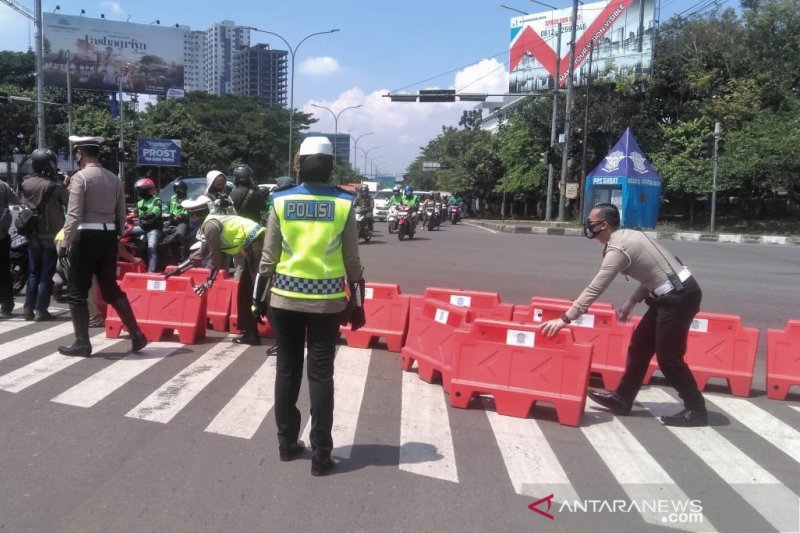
top-left (0, 237), bottom-right (11, 308)
top-left (67, 230), bottom-right (125, 305)
top-left (617, 277), bottom-right (705, 411)
top-left (235, 244), bottom-right (261, 335)
top-left (269, 307), bottom-right (341, 461)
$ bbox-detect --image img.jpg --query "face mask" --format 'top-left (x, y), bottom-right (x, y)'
top-left (583, 221), bottom-right (603, 239)
top-left (190, 218), bottom-right (201, 230)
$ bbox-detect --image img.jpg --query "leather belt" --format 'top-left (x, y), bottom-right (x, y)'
top-left (652, 267), bottom-right (692, 297)
top-left (78, 222), bottom-right (116, 231)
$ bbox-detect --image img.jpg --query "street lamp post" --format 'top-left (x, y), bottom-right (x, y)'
top-left (360, 146), bottom-right (380, 176)
top-left (310, 103), bottom-right (363, 166)
top-left (351, 131), bottom-right (373, 173)
top-left (244, 26), bottom-right (340, 181)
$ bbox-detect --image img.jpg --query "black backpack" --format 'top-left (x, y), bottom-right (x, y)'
top-left (15, 182), bottom-right (56, 238)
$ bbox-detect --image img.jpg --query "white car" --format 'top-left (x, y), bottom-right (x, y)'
top-left (373, 188), bottom-right (394, 221)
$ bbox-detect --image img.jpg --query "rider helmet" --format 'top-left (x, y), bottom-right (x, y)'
top-left (233, 164), bottom-right (254, 187)
top-left (134, 177), bottom-right (156, 193)
top-left (359, 184), bottom-right (370, 194)
top-left (31, 148), bottom-right (58, 174)
top-left (403, 185), bottom-right (414, 197)
top-left (172, 179), bottom-right (188, 194)
top-left (392, 185), bottom-right (401, 194)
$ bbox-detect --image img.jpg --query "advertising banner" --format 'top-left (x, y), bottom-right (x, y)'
top-left (43, 13), bottom-right (184, 95)
top-left (137, 139), bottom-right (182, 167)
top-left (509, 0), bottom-right (655, 91)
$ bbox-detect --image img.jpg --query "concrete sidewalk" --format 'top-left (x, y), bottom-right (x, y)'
top-left (468, 219), bottom-right (800, 246)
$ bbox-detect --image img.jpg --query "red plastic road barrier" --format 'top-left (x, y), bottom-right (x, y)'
top-left (642, 312), bottom-right (759, 397)
top-left (420, 287), bottom-right (515, 320)
top-left (339, 282), bottom-right (410, 352)
top-left (163, 267), bottom-right (231, 331)
top-left (448, 319), bottom-right (592, 427)
top-left (766, 320), bottom-right (800, 400)
top-left (512, 297), bottom-right (632, 390)
top-left (228, 278), bottom-right (274, 337)
top-left (400, 298), bottom-right (473, 390)
top-left (105, 273), bottom-right (206, 344)
top-left (115, 261), bottom-right (145, 280)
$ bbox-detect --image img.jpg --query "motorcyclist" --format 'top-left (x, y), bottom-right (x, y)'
top-left (400, 185), bottom-right (420, 229)
top-left (353, 184), bottom-right (375, 232)
top-left (387, 185), bottom-right (404, 206)
top-left (420, 193), bottom-right (436, 229)
top-left (167, 180), bottom-right (190, 259)
top-left (205, 170), bottom-right (235, 214)
top-left (230, 164), bottom-right (266, 224)
top-left (132, 177), bottom-right (163, 272)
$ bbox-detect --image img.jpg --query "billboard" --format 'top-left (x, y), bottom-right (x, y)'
top-left (42, 13), bottom-right (184, 95)
top-left (509, 0), bottom-right (655, 92)
top-left (137, 139), bottom-right (182, 167)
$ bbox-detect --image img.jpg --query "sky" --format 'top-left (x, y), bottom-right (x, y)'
top-left (0, 0), bottom-right (717, 177)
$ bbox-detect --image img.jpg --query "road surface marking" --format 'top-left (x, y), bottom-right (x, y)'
top-left (463, 222), bottom-right (498, 234)
top-left (205, 355), bottom-right (277, 439)
top-left (300, 345), bottom-right (371, 458)
top-left (640, 388), bottom-right (798, 533)
top-left (0, 322), bottom-right (75, 362)
top-left (0, 333), bottom-right (122, 393)
top-left (51, 343), bottom-right (181, 407)
top-left (126, 338), bottom-right (246, 424)
top-left (484, 397), bottom-right (579, 502)
top-left (399, 370), bottom-right (458, 483)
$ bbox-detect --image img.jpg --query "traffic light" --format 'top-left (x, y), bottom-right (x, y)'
top-left (716, 137), bottom-right (725, 155)
top-left (700, 135), bottom-right (714, 158)
top-left (116, 147), bottom-right (126, 160)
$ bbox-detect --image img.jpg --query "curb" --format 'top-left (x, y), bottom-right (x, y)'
top-left (470, 221), bottom-right (800, 246)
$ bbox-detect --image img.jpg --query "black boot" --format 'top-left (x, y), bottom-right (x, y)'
top-left (59, 304), bottom-right (92, 356)
top-left (111, 297), bottom-right (148, 353)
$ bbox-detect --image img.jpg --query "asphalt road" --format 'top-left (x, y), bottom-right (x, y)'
top-left (0, 221), bottom-right (798, 533)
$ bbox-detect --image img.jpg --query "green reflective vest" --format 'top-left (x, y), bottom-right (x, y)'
top-left (271, 184), bottom-right (352, 300)
top-left (201, 214), bottom-right (263, 256)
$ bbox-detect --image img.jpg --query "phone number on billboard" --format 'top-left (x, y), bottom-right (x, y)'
top-left (540, 23), bottom-right (586, 37)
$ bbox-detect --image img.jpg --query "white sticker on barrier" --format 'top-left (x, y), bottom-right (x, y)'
top-left (533, 308), bottom-right (544, 322)
top-left (449, 295), bottom-right (471, 308)
top-left (506, 329), bottom-right (535, 348)
top-left (434, 308), bottom-right (449, 324)
top-left (146, 279), bottom-right (166, 292)
top-left (690, 318), bottom-right (709, 333)
top-left (572, 313), bottom-right (595, 328)
top-left (364, 287), bottom-right (374, 300)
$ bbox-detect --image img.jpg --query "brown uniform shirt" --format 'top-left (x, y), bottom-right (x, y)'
top-left (565, 229), bottom-right (690, 321)
top-left (62, 163), bottom-right (126, 247)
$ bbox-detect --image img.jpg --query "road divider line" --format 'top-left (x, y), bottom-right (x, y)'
top-left (0, 333), bottom-right (123, 393)
top-left (51, 342), bottom-right (182, 408)
top-left (126, 338), bottom-right (246, 424)
top-left (399, 370), bottom-right (458, 483)
top-left (640, 388), bottom-right (798, 533)
top-left (463, 222), bottom-right (498, 234)
top-left (205, 355), bottom-right (277, 439)
top-left (300, 345), bottom-right (371, 459)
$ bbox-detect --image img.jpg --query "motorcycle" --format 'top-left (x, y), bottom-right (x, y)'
top-left (448, 204), bottom-right (461, 224)
top-left (124, 214), bottom-right (185, 271)
top-left (9, 224), bottom-right (28, 295)
top-left (387, 205), bottom-right (398, 234)
top-left (355, 207), bottom-right (373, 243)
top-left (396, 206), bottom-right (415, 241)
top-left (423, 203), bottom-right (437, 231)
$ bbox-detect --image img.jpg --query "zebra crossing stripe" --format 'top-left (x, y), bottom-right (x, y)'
top-left (399, 371), bottom-right (458, 483)
top-left (51, 343), bottom-right (182, 408)
top-left (205, 355), bottom-right (277, 439)
top-left (0, 333), bottom-right (123, 393)
top-left (581, 398), bottom-right (716, 531)
top-left (126, 338), bottom-right (247, 424)
top-left (639, 388), bottom-right (799, 533)
top-left (0, 319), bottom-right (38, 334)
top-left (300, 346), bottom-right (371, 459)
top-left (706, 394), bottom-right (800, 466)
top-left (483, 398), bottom-right (580, 502)
top-left (0, 322), bottom-right (74, 362)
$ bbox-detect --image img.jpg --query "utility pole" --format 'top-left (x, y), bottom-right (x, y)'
top-left (34, 0), bottom-right (44, 148)
top-left (545, 23), bottom-right (561, 221)
top-left (578, 43), bottom-right (594, 224)
top-left (710, 121), bottom-right (722, 233)
top-left (558, 0), bottom-right (579, 221)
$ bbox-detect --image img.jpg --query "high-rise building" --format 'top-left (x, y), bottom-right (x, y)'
top-left (232, 44), bottom-right (288, 106)
top-left (204, 20), bottom-right (250, 96)
top-left (181, 26), bottom-right (206, 93)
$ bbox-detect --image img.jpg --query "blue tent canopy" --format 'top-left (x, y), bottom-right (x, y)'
top-left (583, 128), bottom-right (662, 229)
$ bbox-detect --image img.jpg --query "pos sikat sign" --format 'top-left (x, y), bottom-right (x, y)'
top-left (137, 138), bottom-right (182, 167)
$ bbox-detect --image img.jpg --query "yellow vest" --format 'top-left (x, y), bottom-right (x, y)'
top-left (271, 184), bottom-right (352, 300)
top-left (201, 214), bottom-right (263, 256)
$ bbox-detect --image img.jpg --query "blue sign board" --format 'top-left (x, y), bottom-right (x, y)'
top-left (137, 138), bottom-right (182, 167)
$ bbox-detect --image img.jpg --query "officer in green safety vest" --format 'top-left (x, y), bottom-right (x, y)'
top-left (255, 136), bottom-right (364, 477)
top-left (168, 194), bottom-right (266, 346)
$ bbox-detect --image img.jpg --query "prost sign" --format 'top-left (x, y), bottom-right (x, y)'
top-left (137, 138), bottom-right (182, 167)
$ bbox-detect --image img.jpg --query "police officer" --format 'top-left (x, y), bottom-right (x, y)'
top-left (173, 194), bottom-right (265, 345)
top-left (132, 177), bottom-right (162, 272)
top-left (256, 136), bottom-right (364, 476)
top-left (230, 164), bottom-right (266, 223)
top-left (58, 136), bottom-right (147, 357)
top-left (19, 148), bottom-right (69, 321)
top-left (541, 203), bottom-right (706, 427)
